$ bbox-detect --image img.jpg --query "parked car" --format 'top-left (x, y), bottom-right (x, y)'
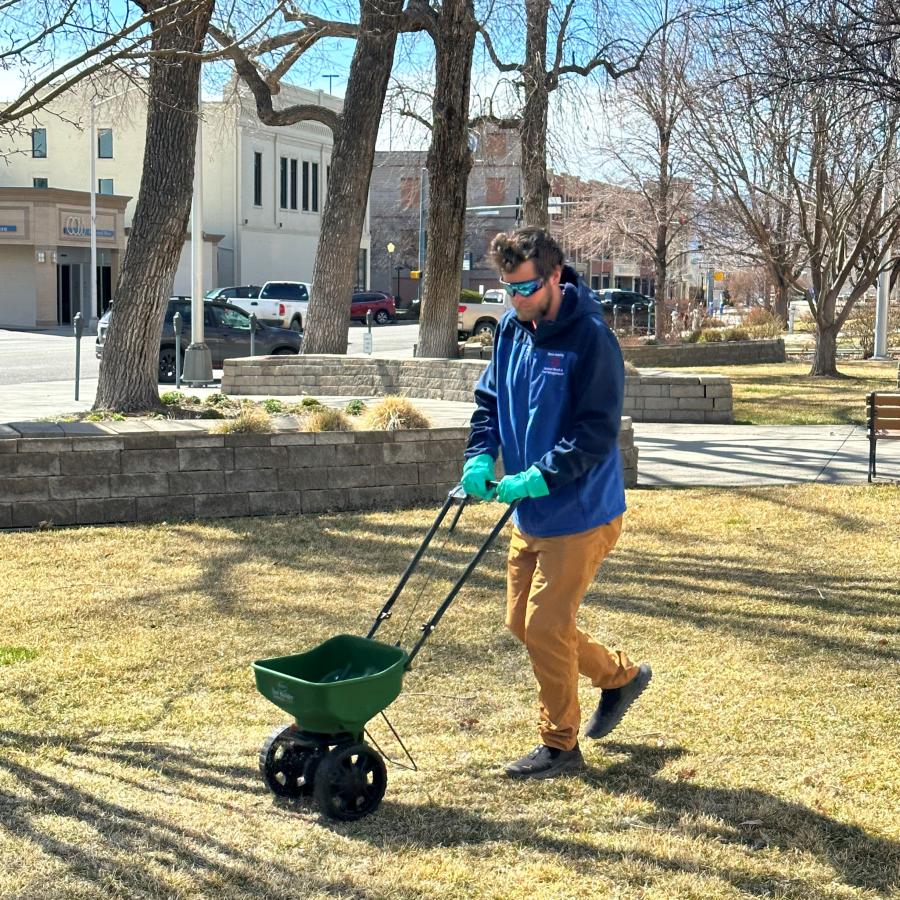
top-left (225, 280), bottom-right (310, 332)
top-left (204, 285), bottom-right (261, 301)
top-left (95, 297), bottom-right (301, 383)
top-left (458, 294), bottom-right (508, 339)
top-left (594, 289), bottom-right (653, 310)
top-left (351, 291), bottom-right (396, 325)
top-left (594, 289), bottom-right (653, 334)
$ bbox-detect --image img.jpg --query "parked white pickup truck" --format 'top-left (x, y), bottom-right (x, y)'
top-left (458, 293), bottom-right (509, 339)
top-left (228, 281), bottom-right (310, 332)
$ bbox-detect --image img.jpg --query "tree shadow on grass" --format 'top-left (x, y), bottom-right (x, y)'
top-left (352, 743), bottom-right (899, 897)
top-left (0, 730), bottom-right (361, 898)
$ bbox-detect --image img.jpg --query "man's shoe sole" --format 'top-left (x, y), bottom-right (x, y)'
top-left (505, 756), bottom-right (585, 779)
top-left (585, 664), bottom-right (652, 740)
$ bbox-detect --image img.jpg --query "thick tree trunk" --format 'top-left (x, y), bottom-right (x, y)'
top-left (774, 280), bottom-right (790, 323)
top-left (811, 324), bottom-right (839, 376)
top-left (520, 0), bottom-right (550, 229)
top-left (94, 2), bottom-right (213, 412)
top-left (416, 0), bottom-right (476, 359)
top-left (301, 0), bottom-right (404, 355)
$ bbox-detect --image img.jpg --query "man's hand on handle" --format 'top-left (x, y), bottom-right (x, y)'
top-left (495, 466), bottom-right (549, 503)
top-left (461, 454), bottom-right (497, 500)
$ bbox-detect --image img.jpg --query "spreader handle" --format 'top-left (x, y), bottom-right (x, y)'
top-left (404, 500), bottom-right (519, 668)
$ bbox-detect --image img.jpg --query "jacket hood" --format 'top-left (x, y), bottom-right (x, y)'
top-left (530, 271), bottom-right (602, 345)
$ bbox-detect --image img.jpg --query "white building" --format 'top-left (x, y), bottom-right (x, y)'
top-left (0, 78), bottom-right (370, 328)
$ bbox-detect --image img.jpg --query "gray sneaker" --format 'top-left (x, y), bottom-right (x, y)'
top-left (505, 743), bottom-right (585, 779)
top-left (584, 663), bottom-right (652, 739)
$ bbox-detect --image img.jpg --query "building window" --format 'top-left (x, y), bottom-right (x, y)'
top-left (485, 131), bottom-right (507, 157)
top-left (279, 156), bottom-right (288, 209)
top-left (97, 128), bottom-right (113, 158)
top-left (356, 248), bottom-right (368, 291)
top-left (400, 176), bottom-right (419, 210)
top-left (253, 151), bottom-right (262, 206)
top-left (98, 178), bottom-right (114, 195)
top-left (486, 177), bottom-right (506, 206)
top-left (33, 178), bottom-right (49, 189)
top-left (290, 159), bottom-right (298, 210)
top-left (31, 128), bottom-right (47, 158)
top-left (302, 161), bottom-right (310, 211)
top-left (311, 162), bottom-right (319, 212)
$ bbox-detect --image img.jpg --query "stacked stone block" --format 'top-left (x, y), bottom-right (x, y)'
top-left (0, 419), bottom-right (639, 529)
top-left (222, 355), bottom-right (733, 423)
top-left (622, 339), bottom-right (785, 367)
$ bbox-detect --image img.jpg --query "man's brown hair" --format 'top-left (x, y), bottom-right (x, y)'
top-left (490, 227), bottom-right (564, 278)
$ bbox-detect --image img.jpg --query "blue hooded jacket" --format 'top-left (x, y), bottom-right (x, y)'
top-left (465, 275), bottom-right (626, 538)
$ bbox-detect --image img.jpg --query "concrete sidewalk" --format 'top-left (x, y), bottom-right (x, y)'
top-left (1, 384), bottom-right (897, 487)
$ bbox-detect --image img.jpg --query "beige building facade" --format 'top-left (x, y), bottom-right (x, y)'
top-left (0, 78), bottom-right (370, 328)
top-left (0, 187), bottom-right (128, 327)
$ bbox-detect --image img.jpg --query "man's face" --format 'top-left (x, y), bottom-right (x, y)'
top-left (502, 259), bottom-right (560, 322)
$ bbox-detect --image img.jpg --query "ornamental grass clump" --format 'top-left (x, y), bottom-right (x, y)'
top-left (362, 396), bottom-right (431, 430)
top-left (213, 405), bottom-right (273, 434)
top-left (299, 407), bottom-right (354, 432)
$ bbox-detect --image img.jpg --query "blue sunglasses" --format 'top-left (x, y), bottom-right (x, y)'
top-left (500, 277), bottom-right (545, 297)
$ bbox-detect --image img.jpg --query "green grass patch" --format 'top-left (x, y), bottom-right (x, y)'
top-left (0, 646), bottom-right (37, 666)
top-left (0, 486), bottom-right (897, 898)
top-left (680, 360), bottom-right (897, 424)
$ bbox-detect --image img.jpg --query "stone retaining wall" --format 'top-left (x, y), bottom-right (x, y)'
top-left (621, 339), bottom-right (785, 367)
top-left (222, 356), bottom-right (733, 424)
top-left (0, 419), bottom-right (638, 529)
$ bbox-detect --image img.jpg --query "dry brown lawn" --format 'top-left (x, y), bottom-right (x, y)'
top-left (1, 486), bottom-right (898, 899)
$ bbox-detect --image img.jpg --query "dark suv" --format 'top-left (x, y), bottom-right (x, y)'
top-left (204, 285), bottom-right (261, 300)
top-left (96, 298), bottom-right (301, 383)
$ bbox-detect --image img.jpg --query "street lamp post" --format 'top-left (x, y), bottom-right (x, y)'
top-left (386, 241), bottom-right (395, 297)
top-left (182, 83), bottom-right (212, 385)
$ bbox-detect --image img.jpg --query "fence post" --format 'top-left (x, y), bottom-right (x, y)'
top-left (173, 311), bottom-right (183, 389)
top-left (250, 312), bottom-right (257, 357)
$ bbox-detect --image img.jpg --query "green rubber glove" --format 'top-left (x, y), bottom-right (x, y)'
top-left (461, 453), bottom-right (496, 500)
top-left (496, 466), bottom-right (550, 503)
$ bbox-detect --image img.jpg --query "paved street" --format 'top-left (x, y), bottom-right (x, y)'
top-left (1, 325), bottom-right (897, 486)
top-left (0, 323), bottom-right (420, 420)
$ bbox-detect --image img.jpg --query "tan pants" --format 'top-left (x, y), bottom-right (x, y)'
top-left (506, 515), bottom-right (638, 751)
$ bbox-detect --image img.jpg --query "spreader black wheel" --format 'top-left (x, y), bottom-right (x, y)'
top-left (313, 742), bottom-right (387, 821)
top-left (259, 724), bottom-right (320, 798)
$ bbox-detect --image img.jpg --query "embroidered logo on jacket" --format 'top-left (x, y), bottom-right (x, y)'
top-left (541, 352), bottom-right (567, 376)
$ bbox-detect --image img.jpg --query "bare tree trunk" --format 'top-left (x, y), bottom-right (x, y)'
top-left (301, 0), bottom-right (404, 355)
top-left (774, 279), bottom-right (790, 323)
top-left (811, 324), bottom-right (839, 376)
top-left (520, 0), bottom-right (550, 228)
top-left (655, 132), bottom-right (670, 339)
top-left (416, 0), bottom-right (476, 359)
top-left (94, 0), bottom-right (214, 412)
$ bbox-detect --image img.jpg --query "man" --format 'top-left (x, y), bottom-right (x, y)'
top-left (461, 227), bottom-right (651, 779)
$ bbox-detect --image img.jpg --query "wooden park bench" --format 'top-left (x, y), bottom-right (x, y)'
top-left (867, 392), bottom-right (900, 482)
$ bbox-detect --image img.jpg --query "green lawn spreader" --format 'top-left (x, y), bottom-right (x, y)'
top-left (252, 486), bottom-right (515, 821)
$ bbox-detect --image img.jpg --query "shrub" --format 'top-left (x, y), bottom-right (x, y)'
top-left (701, 316), bottom-right (726, 329)
top-left (160, 391), bottom-right (183, 406)
top-left (262, 398), bottom-right (285, 414)
top-left (474, 329), bottom-right (495, 345)
top-left (683, 330), bottom-right (701, 344)
top-left (299, 407), bottom-right (355, 432)
top-left (460, 289), bottom-right (482, 303)
top-left (723, 327), bottom-right (749, 342)
top-left (362, 396), bottom-right (431, 430)
top-left (300, 396), bottom-right (323, 409)
top-left (85, 410), bottom-right (125, 422)
top-left (213, 406), bottom-right (272, 434)
top-left (746, 307), bottom-right (784, 337)
top-left (698, 328), bottom-right (723, 342)
top-left (345, 399), bottom-right (367, 416)
top-left (205, 393), bottom-right (232, 407)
